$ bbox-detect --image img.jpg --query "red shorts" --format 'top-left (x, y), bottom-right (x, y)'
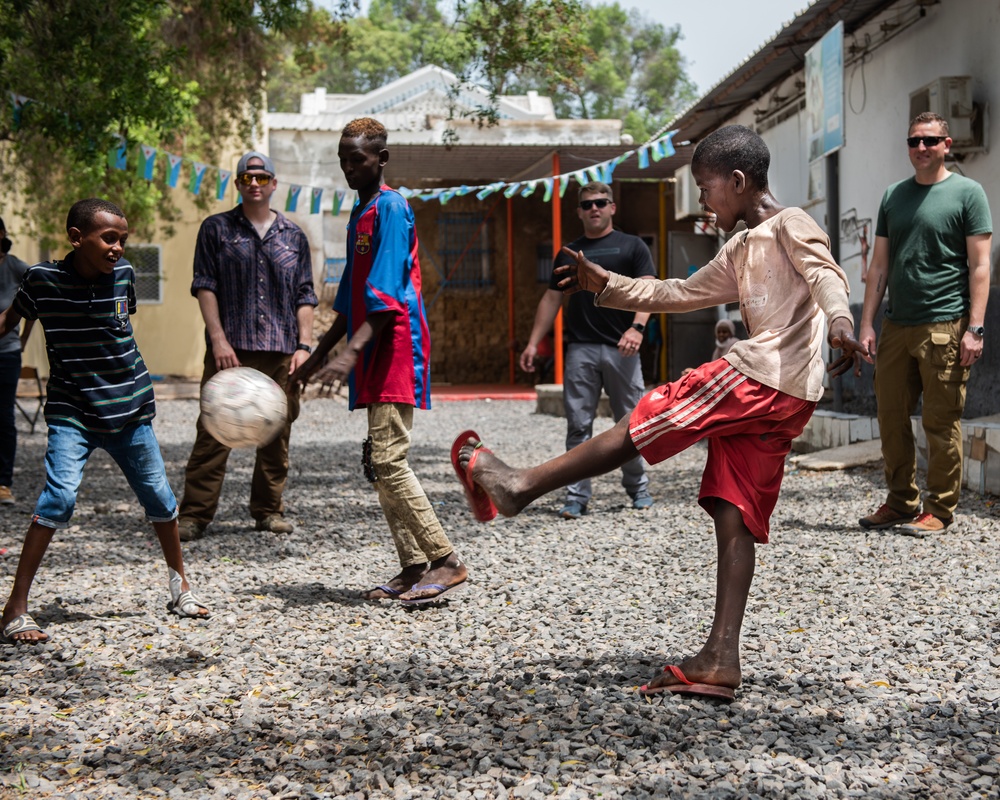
top-left (629, 360), bottom-right (816, 543)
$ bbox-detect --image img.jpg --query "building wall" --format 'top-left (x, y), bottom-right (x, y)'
top-left (718, 0), bottom-right (999, 415)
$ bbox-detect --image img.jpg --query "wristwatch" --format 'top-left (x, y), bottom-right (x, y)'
top-left (631, 322), bottom-right (646, 333)
top-left (968, 325), bottom-right (985, 337)
top-left (296, 343), bottom-right (313, 353)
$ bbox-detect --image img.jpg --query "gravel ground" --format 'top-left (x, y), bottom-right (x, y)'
top-left (1, 394), bottom-right (999, 800)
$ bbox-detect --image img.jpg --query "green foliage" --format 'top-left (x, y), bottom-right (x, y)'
top-left (267, 0), bottom-right (694, 143)
top-left (523, 2), bottom-right (697, 141)
top-left (0, 0), bottom-right (348, 248)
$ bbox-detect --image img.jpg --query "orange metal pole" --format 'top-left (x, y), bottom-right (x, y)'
top-left (659, 181), bottom-right (668, 384)
top-left (507, 196), bottom-right (515, 384)
top-left (552, 153), bottom-right (563, 385)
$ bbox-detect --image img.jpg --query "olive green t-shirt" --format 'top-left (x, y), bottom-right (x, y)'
top-left (876, 173), bottom-right (991, 325)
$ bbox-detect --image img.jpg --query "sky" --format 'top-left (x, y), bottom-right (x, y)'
top-left (628, 0), bottom-right (809, 94)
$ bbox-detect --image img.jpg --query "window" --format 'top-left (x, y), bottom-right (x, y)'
top-left (437, 212), bottom-right (492, 288)
top-left (124, 244), bottom-right (163, 303)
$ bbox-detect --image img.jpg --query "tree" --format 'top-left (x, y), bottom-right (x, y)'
top-left (266, 0), bottom-right (588, 126)
top-left (0, 0), bottom-right (350, 246)
top-left (520, 3), bottom-right (697, 141)
top-left (268, 0), bottom-right (470, 112)
top-left (267, 0), bottom-right (693, 143)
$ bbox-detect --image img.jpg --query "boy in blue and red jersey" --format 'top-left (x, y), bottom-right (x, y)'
top-left (293, 117), bottom-right (468, 605)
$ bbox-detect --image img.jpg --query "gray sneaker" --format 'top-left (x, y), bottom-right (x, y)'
top-left (631, 491), bottom-right (654, 510)
top-left (559, 502), bottom-right (588, 519)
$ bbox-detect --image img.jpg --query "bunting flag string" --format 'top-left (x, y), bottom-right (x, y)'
top-left (86, 125), bottom-right (673, 214)
top-left (397, 130), bottom-right (676, 205)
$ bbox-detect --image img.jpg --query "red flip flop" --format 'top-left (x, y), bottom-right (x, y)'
top-left (639, 664), bottom-right (736, 702)
top-left (451, 430), bottom-right (498, 522)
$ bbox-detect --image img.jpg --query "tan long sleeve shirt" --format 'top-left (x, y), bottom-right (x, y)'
top-left (594, 208), bottom-right (852, 401)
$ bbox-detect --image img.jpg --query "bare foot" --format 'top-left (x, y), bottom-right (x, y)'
top-left (398, 553), bottom-right (468, 602)
top-left (363, 563), bottom-right (428, 600)
top-left (456, 439), bottom-right (529, 517)
top-left (642, 655), bottom-right (741, 693)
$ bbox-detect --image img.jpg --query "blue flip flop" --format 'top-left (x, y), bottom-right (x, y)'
top-left (365, 584), bottom-right (405, 600)
top-left (400, 580), bottom-right (467, 605)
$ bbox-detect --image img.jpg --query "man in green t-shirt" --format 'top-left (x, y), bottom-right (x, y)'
top-left (858, 112), bottom-right (992, 535)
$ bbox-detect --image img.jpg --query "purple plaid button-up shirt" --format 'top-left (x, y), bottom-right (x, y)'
top-left (191, 206), bottom-right (317, 354)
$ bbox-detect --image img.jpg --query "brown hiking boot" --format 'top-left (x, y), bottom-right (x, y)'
top-left (255, 514), bottom-right (293, 533)
top-left (858, 503), bottom-right (918, 530)
top-left (177, 519), bottom-right (207, 542)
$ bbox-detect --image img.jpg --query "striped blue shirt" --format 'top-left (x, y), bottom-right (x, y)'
top-left (13, 253), bottom-right (155, 433)
top-left (190, 206), bottom-right (317, 353)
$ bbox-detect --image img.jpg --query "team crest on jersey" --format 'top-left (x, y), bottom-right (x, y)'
top-left (355, 233), bottom-right (371, 255)
top-left (114, 299), bottom-right (129, 322)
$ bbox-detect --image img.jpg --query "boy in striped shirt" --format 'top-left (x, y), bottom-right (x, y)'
top-left (0, 198), bottom-right (208, 644)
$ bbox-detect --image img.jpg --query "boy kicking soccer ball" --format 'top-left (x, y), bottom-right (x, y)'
top-left (455, 126), bottom-right (866, 701)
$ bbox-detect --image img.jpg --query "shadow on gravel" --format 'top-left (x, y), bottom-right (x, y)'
top-left (253, 581), bottom-right (366, 609)
top-left (6, 646), bottom-right (998, 798)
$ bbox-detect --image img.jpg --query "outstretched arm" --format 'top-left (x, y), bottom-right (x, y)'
top-left (554, 247), bottom-right (611, 295)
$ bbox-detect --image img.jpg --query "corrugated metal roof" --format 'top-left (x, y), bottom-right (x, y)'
top-left (669, 0), bottom-right (899, 146)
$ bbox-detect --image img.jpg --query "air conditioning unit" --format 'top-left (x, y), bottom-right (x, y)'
top-left (909, 76), bottom-right (976, 147)
top-left (673, 163), bottom-right (704, 220)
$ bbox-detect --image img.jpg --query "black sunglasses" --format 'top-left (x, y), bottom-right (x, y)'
top-left (907, 136), bottom-right (946, 148)
top-left (579, 198), bottom-right (611, 210)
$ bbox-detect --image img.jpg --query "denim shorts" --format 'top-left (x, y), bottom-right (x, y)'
top-left (34, 421), bottom-right (178, 528)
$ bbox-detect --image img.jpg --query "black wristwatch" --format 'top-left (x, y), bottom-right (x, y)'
top-left (296, 343), bottom-right (313, 353)
top-left (631, 322), bottom-right (646, 333)
top-left (968, 325), bottom-right (985, 337)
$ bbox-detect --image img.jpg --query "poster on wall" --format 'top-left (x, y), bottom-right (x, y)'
top-left (805, 20), bottom-right (844, 170)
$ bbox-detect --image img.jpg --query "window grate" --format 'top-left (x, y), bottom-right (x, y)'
top-left (437, 212), bottom-right (492, 288)
top-left (124, 244), bottom-right (162, 304)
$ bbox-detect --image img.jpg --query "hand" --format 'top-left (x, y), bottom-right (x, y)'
top-left (519, 344), bottom-right (538, 373)
top-left (617, 326), bottom-right (643, 358)
top-left (211, 338), bottom-right (240, 371)
top-left (827, 317), bottom-right (869, 378)
top-left (857, 323), bottom-right (877, 367)
top-left (959, 330), bottom-right (984, 367)
top-left (312, 348), bottom-right (359, 389)
top-left (554, 247), bottom-right (611, 294)
top-left (289, 348), bottom-right (311, 374)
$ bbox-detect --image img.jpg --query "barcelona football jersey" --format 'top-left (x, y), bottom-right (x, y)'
top-left (333, 186), bottom-right (432, 410)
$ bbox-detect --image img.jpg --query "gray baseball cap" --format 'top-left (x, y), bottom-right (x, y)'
top-left (237, 151), bottom-right (275, 176)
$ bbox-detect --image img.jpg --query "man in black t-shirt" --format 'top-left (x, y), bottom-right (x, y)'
top-left (520, 182), bottom-right (656, 518)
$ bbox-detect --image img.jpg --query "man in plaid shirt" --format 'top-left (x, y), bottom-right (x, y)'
top-left (178, 151), bottom-right (317, 541)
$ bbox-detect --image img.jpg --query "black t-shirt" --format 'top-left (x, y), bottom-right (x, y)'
top-left (550, 229), bottom-right (656, 346)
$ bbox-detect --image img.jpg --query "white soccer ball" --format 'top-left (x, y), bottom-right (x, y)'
top-left (200, 367), bottom-right (288, 449)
